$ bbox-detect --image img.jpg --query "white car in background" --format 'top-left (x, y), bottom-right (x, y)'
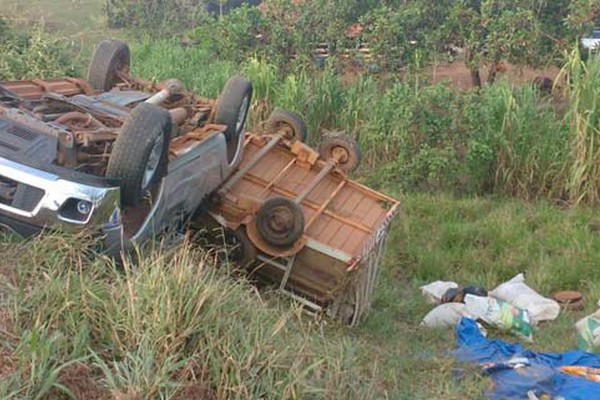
top-left (581, 28), bottom-right (600, 51)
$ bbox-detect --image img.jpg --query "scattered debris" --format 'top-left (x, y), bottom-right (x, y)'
top-left (421, 273), bottom-right (562, 342)
top-left (442, 285), bottom-right (487, 304)
top-left (420, 281), bottom-right (458, 304)
top-left (464, 294), bottom-right (533, 342)
top-left (559, 366), bottom-right (600, 384)
top-left (456, 317), bottom-right (600, 400)
top-left (575, 305), bottom-right (600, 351)
top-left (553, 291), bottom-right (585, 311)
top-left (490, 273), bottom-right (560, 325)
top-left (422, 303), bottom-right (470, 328)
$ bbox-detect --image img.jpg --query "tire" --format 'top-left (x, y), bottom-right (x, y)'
top-left (106, 103), bottom-right (171, 207)
top-left (88, 39), bottom-right (131, 91)
top-left (256, 197), bottom-right (305, 248)
top-left (265, 109), bottom-right (309, 142)
top-left (214, 76), bottom-right (253, 164)
top-left (318, 132), bottom-right (362, 173)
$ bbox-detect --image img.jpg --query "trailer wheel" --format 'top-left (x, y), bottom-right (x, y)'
top-left (319, 132), bottom-right (362, 173)
top-left (106, 103), bottom-right (171, 207)
top-left (88, 39), bottom-right (131, 91)
top-left (215, 76), bottom-right (253, 164)
top-left (265, 109), bottom-right (309, 142)
top-left (256, 197), bottom-right (305, 248)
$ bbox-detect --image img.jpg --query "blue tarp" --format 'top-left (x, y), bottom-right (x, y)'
top-left (455, 318), bottom-right (600, 399)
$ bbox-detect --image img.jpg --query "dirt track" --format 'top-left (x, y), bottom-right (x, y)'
top-left (429, 62), bottom-right (561, 89)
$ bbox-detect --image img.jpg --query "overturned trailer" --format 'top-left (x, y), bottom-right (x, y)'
top-left (197, 123), bottom-right (400, 326)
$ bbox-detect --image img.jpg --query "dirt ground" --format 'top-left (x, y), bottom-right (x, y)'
top-left (429, 61), bottom-right (562, 90)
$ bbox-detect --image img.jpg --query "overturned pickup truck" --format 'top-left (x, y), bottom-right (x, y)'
top-left (0, 39), bottom-right (252, 253)
top-left (0, 40), bottom-right (400, 325)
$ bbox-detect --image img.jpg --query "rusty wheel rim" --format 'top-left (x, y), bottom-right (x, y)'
top-left (266, 205), bottom-right (294, 237)
top-left (331, 146), bottom-right (350, 164)
top-left (278, 122), bottom-right (296, 140)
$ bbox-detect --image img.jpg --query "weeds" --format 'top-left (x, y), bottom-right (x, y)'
top-left (562, 48), bottom-right (600, 205)
top-left (0, 20), bottom-right (78, 80)
top-left (0, 235), bottom-right (380, 399)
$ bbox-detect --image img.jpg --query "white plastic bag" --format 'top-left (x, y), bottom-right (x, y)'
top-left (490, 273), bottom-right (560, 325)
top-left (464, 294), bottom-right (533, 342)
top-left (575, 308), bottom-right (600, 351)
top-left (421, 303), bottom-right (470, 327)
top-left (420, 281), bottom-right (458, 304)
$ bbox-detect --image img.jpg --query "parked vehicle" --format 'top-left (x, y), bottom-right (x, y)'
top-left (581, 28), bottom-right (600, 51)
top-left (0, 39), bottom-right (253, 255)
top-left (195, 111), bottom-right (400, 326)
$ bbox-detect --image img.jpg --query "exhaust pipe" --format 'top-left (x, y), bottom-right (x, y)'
top-left (145, 79), bottom-right (186, 105)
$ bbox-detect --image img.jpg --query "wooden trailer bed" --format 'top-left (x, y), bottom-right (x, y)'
top-left (203, 133), bottom-right (400, 326)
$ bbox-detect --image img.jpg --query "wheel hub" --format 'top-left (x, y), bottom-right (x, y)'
top-left (331, 146), bottom-right (350, 163)
top-left (279, 123), bottom-right (295, 140)
top-left (267, 206), bottom-right (294, 234)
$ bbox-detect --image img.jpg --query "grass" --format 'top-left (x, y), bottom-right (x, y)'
top-left (0, 0), bottom-right (105, 35)
top-left (356, 192), bottom-right (600, 398)
top-left (2, 194), bottom-right (600, 398)
top-left (0, 235), bottom-right (381, 399)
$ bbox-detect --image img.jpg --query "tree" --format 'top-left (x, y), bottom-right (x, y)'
top-left (565, 0), bottom-right (600, 35)
top-left (360, 1), bottom-right (456, 71)
top-left (442, 0), bottom-right (542, 86)
top-left (360, 1), bottom-right (544, 86)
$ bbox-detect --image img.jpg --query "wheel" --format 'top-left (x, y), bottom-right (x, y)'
top-left (318, 132), bottom-right (362, 173)
top-left (256, 197), bottom-right (305, 248)
top-left (106, 103), bottom-right (171, 207)
top-left (265, 109), bottom-right (309, 142)
top-left (88, 39), bottom-right (131, 91)
top-left (214, 76), bottom-right (253, 164)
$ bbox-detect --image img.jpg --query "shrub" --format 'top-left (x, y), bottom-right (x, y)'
top-left (103, 0), bottom-right (209, 34)
top-left (0, 22), bottom-right (77, 80)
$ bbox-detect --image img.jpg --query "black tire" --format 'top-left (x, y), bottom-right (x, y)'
top-left (265, 109), bottom-right (309, 142)
top-left (318, 132), bottom-right (362, 173)
top-left (215, 76), bottom-right (253, 164)
top-left (88, 39), bottom-right (131, 91)
top-left (106, 103), bottom-right (171, 207)
top-left (256, 197), bottom-right (305, 248)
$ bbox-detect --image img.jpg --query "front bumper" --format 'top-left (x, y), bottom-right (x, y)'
top-left (0, 157), bottom-right (121, 236)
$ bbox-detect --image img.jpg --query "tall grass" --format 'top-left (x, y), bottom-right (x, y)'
top-left (463, 82), bottom-right (568, 199)
top-left (129, 40), bottom-right (600, 204)
top-left (0, 235), bottom-right (380, 399)
top-left (562, 49), bottom-right (600, 205)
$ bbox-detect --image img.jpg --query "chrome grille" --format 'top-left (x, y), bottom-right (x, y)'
top-left (0, 175), bottom-right (44, 212)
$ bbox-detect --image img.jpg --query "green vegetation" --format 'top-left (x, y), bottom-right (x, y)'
top-left (2, 1), bottom-right (600, 398)
top-left (0, 236), bottom-right (379, 399)
top-left (129, 40), bottom-right (600, 206)
top-left (0, 0), bottom-right (105, 35)
top-left (0, 20), bottom-right (78, 80)
top-left (3, 195), bottom-right (600, 398)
